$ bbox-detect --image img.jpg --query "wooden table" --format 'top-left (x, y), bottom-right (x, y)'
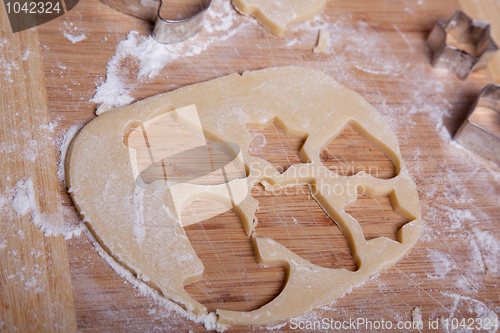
top-left (1, 0), bottom-right (499, 332)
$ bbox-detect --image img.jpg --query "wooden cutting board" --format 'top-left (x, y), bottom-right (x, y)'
top-left (1, 0), bottom-right (500, 332)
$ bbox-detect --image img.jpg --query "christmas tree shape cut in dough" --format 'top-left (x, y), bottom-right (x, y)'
top-left (247, 121), bottom-right (305, 174)
top-left (66, 67), bottom-right (421, 329)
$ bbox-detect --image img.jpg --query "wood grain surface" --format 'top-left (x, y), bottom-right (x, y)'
top-left (0, 3), bottom-right (77, 332)
top-left (1, 0), bottom-right (500, 332)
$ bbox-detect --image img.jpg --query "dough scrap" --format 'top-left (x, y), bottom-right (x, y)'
top-left (232, 0), bottom-right (327, 36)
top-left (314, 29), bottom-right (329, 53)
top-left (67, 66), bottom-right (421, 328)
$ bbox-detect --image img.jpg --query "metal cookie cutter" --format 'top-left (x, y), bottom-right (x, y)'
top-left (455, 84), bottom-right (500, 166)
top-left (101, 0), bottom-right (212, 44)
top-left (427, 10), bottom-right (498, 80)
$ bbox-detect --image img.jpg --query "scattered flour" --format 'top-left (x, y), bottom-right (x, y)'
top-left (440, 293), bottom-right (499, 333)
top-left (0, 37), bottom-right (18, 83)
top-left (444, 207), bottom-right (476, 230)
top-left (427, 250), bottom-right (453, 279)
top-left (20, 49), bottom-right (30, 60)
top-left (11, 179), bottom-right (33, 216)
top-left (264, 321), bottom-right (288, 330)
top-left (62, 21), bottom-right (87, 44)
top-left (1, 177), bottom-right (84, 239)
top-left (472, 228), bottom-right (500, 274)
top-left (412, 307), bottom-right (423, 332)
top-left (63, 31), bottom-right (87, 44)
top-left (468, 236), bottom-right (486, 274)
top-left (57, 124), bottom-right (82, 185)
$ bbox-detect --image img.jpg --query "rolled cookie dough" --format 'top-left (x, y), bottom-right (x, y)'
top-left (66, 66), bottom-right (421, 328)
top-left (232, 0), bottom-right (327, 36)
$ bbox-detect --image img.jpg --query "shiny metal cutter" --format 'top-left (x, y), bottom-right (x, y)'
top-left (427, 10), bottom-right (498, 80)
top-left (455, 84), bottom-right (500, 166)
top-left (101, 0), bottom-right (211, 44)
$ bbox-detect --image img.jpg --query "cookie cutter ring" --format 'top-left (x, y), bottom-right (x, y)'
top-left (454, 84), bottom-right (500, 166)
top-left (426, 10), bottom-right (498, 80)
top-left (101, 0), bottom-right (212, 44)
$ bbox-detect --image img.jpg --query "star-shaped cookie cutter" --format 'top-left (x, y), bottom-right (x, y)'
top-left (427, 10), bottom-right (498, 80)
top-left (454, 84), bottom-right (500, 166)
top-left (101, 0), bottom-right (211, 44)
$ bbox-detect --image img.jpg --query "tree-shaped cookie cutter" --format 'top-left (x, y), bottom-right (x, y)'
top-left (427, 10), bottom-right (498, 80)
top-left (455, 84), bottom-right (500, 166)
top-left (100, 0), bottom-right (211, 44)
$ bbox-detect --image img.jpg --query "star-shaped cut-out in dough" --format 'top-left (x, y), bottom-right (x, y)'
top-left (247, 121), bottom-right (306, 174)
top-left (345, 192), bottom-right (411, 242)
top-left (320, 125), bottom-right (396, 179)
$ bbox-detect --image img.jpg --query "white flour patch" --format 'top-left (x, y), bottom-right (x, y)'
top-left (427, 250), bottom-right (453, 279)
top-left (472, 228), bottom-right (500, 274)
top-left (444, 207), bottom-right (476, 230)
top-left (468, 236), bottom-right (486, 274)
top-left (1, 177), bottom-right (84, 239)
top-left (63, 31), bottom-right (87, 43)
top-left (11, 179), bottom-right (33, 216)
top-left (62, 22), bottom-right (87, 43)
top-left (21, 49), bottom-right (30, 60)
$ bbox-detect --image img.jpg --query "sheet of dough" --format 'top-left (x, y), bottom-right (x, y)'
top-left (66, 66), bottom-right (421, 328)
top-left (232, 0), bottom-right (327, 36)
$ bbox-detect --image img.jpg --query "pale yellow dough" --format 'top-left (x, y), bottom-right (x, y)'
top-left (67, 67), bottom-right (421, 328)
top-left (314, 29), bottom-right (329, 53)
top-left (232, 0), bottom-right (327, 36)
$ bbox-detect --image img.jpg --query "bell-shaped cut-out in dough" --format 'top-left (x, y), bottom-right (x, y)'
top-left (183, 199), bottom-right (286, 312)
top-left (247, 121), bottom-right (306, 174)
top-left (320, 124), bottom-right (397, 179)
top-left (232, 0), bottom-right (327, 36)
top-left (66, 67), bottom-right (421, 328)
top-left (253, 184), bottom-right (357, 271)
